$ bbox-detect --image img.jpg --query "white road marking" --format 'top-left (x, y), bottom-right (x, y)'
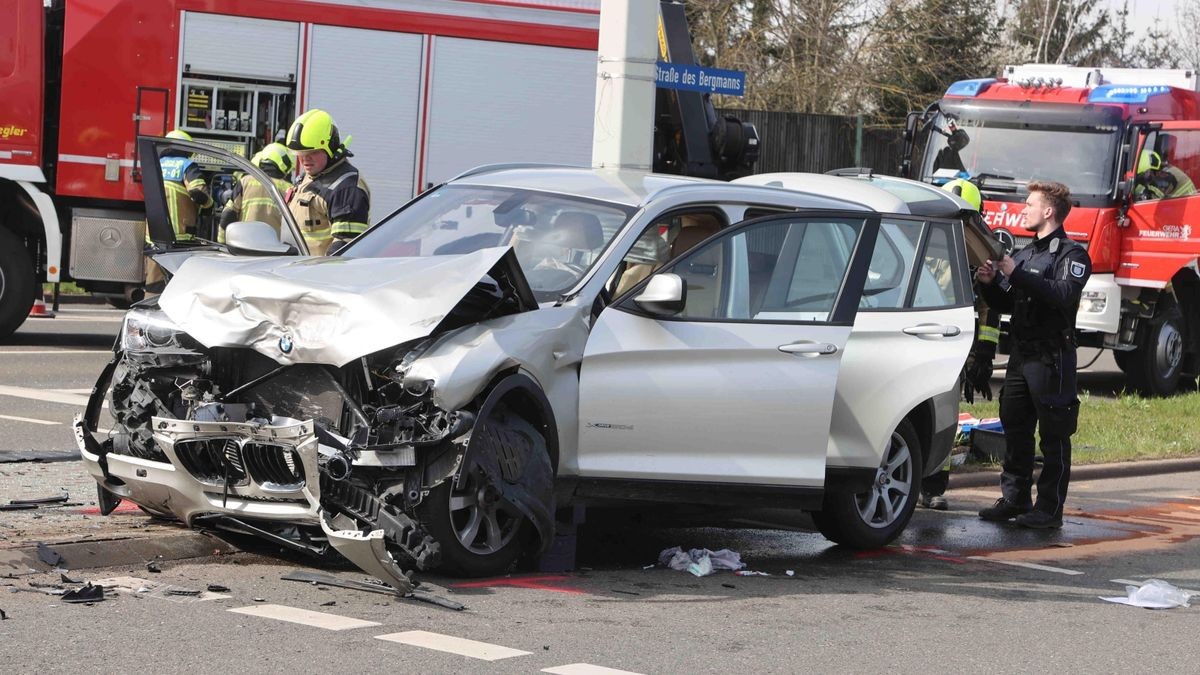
top-left (0, 414), bottom-right (60, 426)
top-left (27, 316), bottom-right (123, 323)
top-left (0, 384), bottom-right (100, 407)
top-left (228, 604), bottom-right (380, 631)
top-left (543, 665), bottom-right (646, 675)
top-left (967, 556), bottom-right (1084, 576)
top-left (0, 350), bottom-right (110, 355)
top-left (55, 388), bottom-right (95, 394)
top-left (375, 631), bottom-right (531, 661)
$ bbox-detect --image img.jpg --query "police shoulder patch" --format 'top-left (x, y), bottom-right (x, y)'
top-left (1069, 261), bottom-right (1086, 278)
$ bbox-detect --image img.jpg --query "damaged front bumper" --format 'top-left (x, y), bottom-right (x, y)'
top-left (74, 413), bottom-right (416, 594)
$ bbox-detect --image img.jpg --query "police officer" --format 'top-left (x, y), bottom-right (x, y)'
top-left (146, 129), bottom-right (214, 288)
top-left (219, 142), bottom-right (295, 238)
top-left (977, 180), bottom-right (1091, 529)
top-left (919, 178), bottom-right (1001, 510)
top-left (284, 109), bottom-right (370, 255)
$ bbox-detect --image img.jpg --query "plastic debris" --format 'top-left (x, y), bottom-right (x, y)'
top-left (60, 573), bottom-right (82, 584)
top-left (62, 583), bottom-right (105, 604)
top-left (734, 570), bottom-right (770, 577)
top-left (9, 493), bottom-right (69, 507)
top-left (0, 608), bottom-right (7, 620)
top-left (206, 584), bottom-right (230, 593)
top-left (320, 600), bottom-right (336, 607)
top-left (166, 588), bottom-right (201, 597)
top-left (36, 543), bottom-right (63, 567)
top-left (145, 561), bottom-right (161, 574)
top-left (786, 570), bottom-right (795, 577)
top-left (658, 547), bottom-right (747, 577)
top-left (1101, 579), bottom-right (1195, 609)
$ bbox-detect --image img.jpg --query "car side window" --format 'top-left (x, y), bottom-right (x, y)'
top-left (667, 216), bottom-right (866, 323)
top-left (912, 221), bottom-right (966, 308)
top-left (859, 218), bottom-right (921, 309)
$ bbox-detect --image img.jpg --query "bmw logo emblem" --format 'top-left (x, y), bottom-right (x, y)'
top-left (279, 333), bottom-right (294, 354)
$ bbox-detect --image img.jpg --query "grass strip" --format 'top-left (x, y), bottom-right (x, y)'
top-left (962, 390), bottom-right (1200, 465)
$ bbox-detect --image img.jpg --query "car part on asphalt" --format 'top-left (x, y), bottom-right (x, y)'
top-left (61, 583), bottom-right (105, 604)
top-left (35, 542), bottom-right (62, 567)
top-left (280, 569), bottom-right (466, 611)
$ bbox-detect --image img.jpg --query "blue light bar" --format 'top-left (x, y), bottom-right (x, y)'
top-left (945, 79), bottom-right (996, 97)
top-left (1088, 84), bottom-right (1171, 103)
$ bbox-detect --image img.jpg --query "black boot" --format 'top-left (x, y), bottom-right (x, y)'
top-left (978, 497), bottom-right (1032, 521)
top-left (1015, 510), bottom-right (1062, 529)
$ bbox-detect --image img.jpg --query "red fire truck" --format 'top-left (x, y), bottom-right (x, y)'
top-left (0, 0), bottom-right (603, 337)
top-left (905, 64), bottom-right (1200, 395)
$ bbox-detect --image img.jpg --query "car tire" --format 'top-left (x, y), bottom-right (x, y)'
top-left (812, 419), bottom-right (922, 549)
top-left (418, 404), bottom-right (541, 577)
top-left (0, 227), bottom-right (35, 340)
top-left (1126, 303), bottom-right (1184, 397)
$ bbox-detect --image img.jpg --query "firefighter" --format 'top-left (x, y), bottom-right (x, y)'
top-left (157, 129), bottom-right (213, 240)
top-left (284, 109), bottom-right (370, 255)
top-left (976, 181), bottom-right (1091, 529)
top-left (919, 178), bottom-right (1001, 510)
top-left (145, 129), bottom-right (213, 288)
top-left (219, 142), bottom-right (295, 239)
top-left (1134, 150), bottom-right (1197, 200)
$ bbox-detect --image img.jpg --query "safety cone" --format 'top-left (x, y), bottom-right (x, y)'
top-left (28, 296), bottom-right (56, 319)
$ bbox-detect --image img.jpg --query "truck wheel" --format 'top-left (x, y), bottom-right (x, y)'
top-left (418, 404), bottom-right (542, 577)
top-left (0, 228), bottom-right (35, 340)
top-left (1127, 304), bottom-right (1184, 397)
top-left (812, 419), bottom-right (922, 549)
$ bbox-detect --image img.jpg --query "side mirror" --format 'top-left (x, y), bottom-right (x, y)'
top-left (634, 273), bottom-right (686, 316)
top-left (225, 221), bottom-right (297, 256)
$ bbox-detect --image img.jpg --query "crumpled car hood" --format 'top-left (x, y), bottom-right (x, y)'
top-left (157, 248), bottom-right (516, 367)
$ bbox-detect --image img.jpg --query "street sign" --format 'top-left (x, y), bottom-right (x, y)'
top-left (655, 62), bottom-right (746, 97)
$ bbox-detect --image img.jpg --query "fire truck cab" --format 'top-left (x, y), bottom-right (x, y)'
top-left (907, 63), bottom-right (1200, 395)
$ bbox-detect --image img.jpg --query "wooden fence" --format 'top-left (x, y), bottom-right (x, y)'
top-left (719, 109), bottom-right (906, 176)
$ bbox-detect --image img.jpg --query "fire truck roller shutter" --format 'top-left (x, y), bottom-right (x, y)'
top-left (306, 26), bottom-right (423, 220)
top-left (422, 38), bottom-right (595, 188)
top-left (181, 13), bottom-right (299, 82)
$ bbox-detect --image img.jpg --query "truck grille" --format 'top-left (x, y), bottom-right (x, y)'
top-left (242, 443), bottom-right (305, 488)
top-left (175, 439), bottom-right (249, 486)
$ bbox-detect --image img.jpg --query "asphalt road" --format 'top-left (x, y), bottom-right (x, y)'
top-left (1, 469), bottom-right (1198, 673)
top-left (2, 306), bottom-right (1195, 673)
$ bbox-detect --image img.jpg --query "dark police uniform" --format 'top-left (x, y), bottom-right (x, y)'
top-left (978, 227), bottom-right (1091, 519)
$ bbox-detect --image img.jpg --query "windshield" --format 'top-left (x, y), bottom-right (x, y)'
top-left (341, 185), bottom-right (634, 301)
top-left (920, 110), bottom-right (1121, 198)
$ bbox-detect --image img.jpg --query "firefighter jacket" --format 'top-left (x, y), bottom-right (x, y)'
top-left (287, 158), bottom-right (370, 255)
top-left (155, 156), bottom-right (213, 241)
top-left (1135, 165), bottom-right (1197, 200)
top-left (979, 227), bottom-right (1091, 351)
top-left (220, 173), bottom-right (294, 235)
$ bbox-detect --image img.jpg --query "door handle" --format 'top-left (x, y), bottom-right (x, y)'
top-left (902, 324), bottom-right (962, 338)
top-left (778, 341), bottom-right (838, 356)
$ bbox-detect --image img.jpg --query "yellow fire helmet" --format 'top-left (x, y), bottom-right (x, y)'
top-left (257, 142), bottom-right (295, 175)
top-left (942, 177), bottom-right (982, 211)
top-left (286, 109), bottom-right (347, 159)
top-left (1138, 149), bottom-right (1163, 173)
top-left (164, 129), bottom-right (194, 142)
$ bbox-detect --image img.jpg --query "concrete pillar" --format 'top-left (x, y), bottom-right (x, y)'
top-left (591, 0), bottom-right (658, 171)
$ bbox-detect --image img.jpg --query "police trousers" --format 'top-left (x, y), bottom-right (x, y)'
top-left (998, 345), bottom-right (1080, 518)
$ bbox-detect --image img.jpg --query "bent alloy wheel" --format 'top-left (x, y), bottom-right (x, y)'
top-left (811, 419), bottom-right (923, 549)
top-left (418, 403), bottom-right (546, 577)
top-left (447, 460), bottom-right (523, 556)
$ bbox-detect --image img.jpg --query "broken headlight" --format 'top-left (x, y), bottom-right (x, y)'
top-left (121, 308), bottom-right (194, 351)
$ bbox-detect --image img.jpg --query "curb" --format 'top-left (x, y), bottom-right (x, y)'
top-left (0, 532), bottom-right (238, 575)
top-left (948, 456), bottom-right (1200, 490)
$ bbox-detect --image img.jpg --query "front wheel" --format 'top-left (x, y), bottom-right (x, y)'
top-left (812, 419), bottom-right (922, 549)
top-left (0, 227), bottom-right (35, 340)
top-left (418, 404), bottom-right (544, 577)
top-left (1126, 304), bottom-right (1185, 397)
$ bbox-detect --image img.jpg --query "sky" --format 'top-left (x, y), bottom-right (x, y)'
top-left (1116, 0), bottom-right (1180, 35)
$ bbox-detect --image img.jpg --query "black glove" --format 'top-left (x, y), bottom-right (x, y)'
top-left (961, 369), bottom-right (975, 405)
top-left (964, 354), bottom-right (993, 402)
